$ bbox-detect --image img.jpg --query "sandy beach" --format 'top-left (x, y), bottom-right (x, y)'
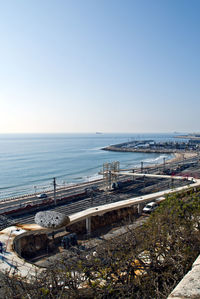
top-left (166, 152), bottom-right (198, 165)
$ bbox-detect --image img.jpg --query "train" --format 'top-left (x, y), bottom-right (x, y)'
top-left (1, 190), bottom-right (88, 217)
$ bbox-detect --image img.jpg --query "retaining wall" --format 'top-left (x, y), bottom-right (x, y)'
top-left (168, 255), bottom-right (200, 299)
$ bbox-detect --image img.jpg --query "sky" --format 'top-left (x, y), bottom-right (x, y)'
top-left (0, 0), bottom-right (200, 134)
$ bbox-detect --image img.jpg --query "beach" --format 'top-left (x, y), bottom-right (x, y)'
top-left (0, 133), bottom-right (177, 199)
top-left (166, 152), bottom-right (198, 164)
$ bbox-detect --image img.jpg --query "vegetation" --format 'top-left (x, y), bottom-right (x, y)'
top-left (1, 189), bottom-right (200, 298)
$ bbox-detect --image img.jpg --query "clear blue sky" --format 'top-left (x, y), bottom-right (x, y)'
top-left (0, 0), bottom-right (199, 133)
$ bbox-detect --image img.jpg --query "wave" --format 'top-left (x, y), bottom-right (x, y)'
top-left (0, 133), bottom-right (177, 199)
top-left (143, 154), bottom-right (171, 164)
top-left (86, 173), bottom-right (102, 182)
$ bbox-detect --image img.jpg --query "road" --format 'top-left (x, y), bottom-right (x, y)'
top-left (8, 176), bottom-right (191, 225)
top-left (0, 171), bottom-right (199, 281)
top-left (0, 154), bottom-right (199, 219)
top-left (0, 179), bottom-right (104, 214)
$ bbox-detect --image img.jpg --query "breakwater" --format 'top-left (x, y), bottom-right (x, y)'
top-left (0, 133), bottom-right (173, 200)
top-left (102, 139), bottom-right (200, 154)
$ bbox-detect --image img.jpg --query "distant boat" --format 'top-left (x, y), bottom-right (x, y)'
top-left (96, 132), bottom-right (102, 134)
top-left (173, 131), bottom-right (185, 135)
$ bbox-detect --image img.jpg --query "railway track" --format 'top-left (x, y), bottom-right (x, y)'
top-left (11, 177), bottom-right (188, 225)
top-left (1, 155), bottom-right (199, 228)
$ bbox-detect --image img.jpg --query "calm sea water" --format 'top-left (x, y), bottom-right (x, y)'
top-left (0, 133), bottom-right (177, 199)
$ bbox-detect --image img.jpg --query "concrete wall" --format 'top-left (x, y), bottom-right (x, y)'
top-left (67, 205), bottom-right (139, 234)
top-left (13, 205), bottom-right (139, 259)
top-left (168, 254), bottom-right (200, 299)
top-left (13, 231), bottom-right (49, 258)
top-left (13, 228), bottom-right (72, 259)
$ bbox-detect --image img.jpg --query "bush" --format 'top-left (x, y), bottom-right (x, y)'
top-left (1, 190), bottom-right (200, 298)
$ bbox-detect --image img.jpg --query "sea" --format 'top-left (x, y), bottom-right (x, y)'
top-left (0, 133), bottom-right (180, 200)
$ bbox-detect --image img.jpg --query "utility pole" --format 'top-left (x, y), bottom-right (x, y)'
top-left (141, 161), bottom-right (144, 173)
top-left (163, 157), bottom-right (166, 171)
top-left (53, 177), bottom-right (56, 206)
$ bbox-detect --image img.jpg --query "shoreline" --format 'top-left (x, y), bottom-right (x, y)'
top-left (165, 152), bottom-right (198, 165)
top-left (0, 151), bottom-right (198, 201)
top-left (102, 145), bottom-right (198, 170)
top-left (102, 141), bottom-right (198, 168)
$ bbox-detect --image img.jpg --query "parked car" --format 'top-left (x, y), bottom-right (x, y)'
top-left (37, 193), bottom-right (48, 199)
top-left (143, 202), bottom-right (158, 214)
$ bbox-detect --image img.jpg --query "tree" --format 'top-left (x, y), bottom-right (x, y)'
top-left (1, 189), bottom-right (200, 298)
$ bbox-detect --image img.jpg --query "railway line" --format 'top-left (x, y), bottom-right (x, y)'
top-left (0, 154), bottom-right (199, 228)
top-left (11, 176), bottom-right (189, 225)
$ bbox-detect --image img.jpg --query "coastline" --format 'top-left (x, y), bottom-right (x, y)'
top-left (0, 151), bottom-right (198, 203)
top-left (135, 151), bottom-right (198, 171)
top-left (165, 152), bottom-right (198, 165)
top-left (1, 134), bottom-right (199, 201)
top-left (102, 144), bottom-right (198, 169)
top-left (102, 141), bottom-right (199, 168)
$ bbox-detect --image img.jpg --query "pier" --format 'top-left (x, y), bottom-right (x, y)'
top-left (102, 139), bottom-right (200, 154)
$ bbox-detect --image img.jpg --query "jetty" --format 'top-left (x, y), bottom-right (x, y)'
top-left (102, 139), bottom-right (200, 154)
